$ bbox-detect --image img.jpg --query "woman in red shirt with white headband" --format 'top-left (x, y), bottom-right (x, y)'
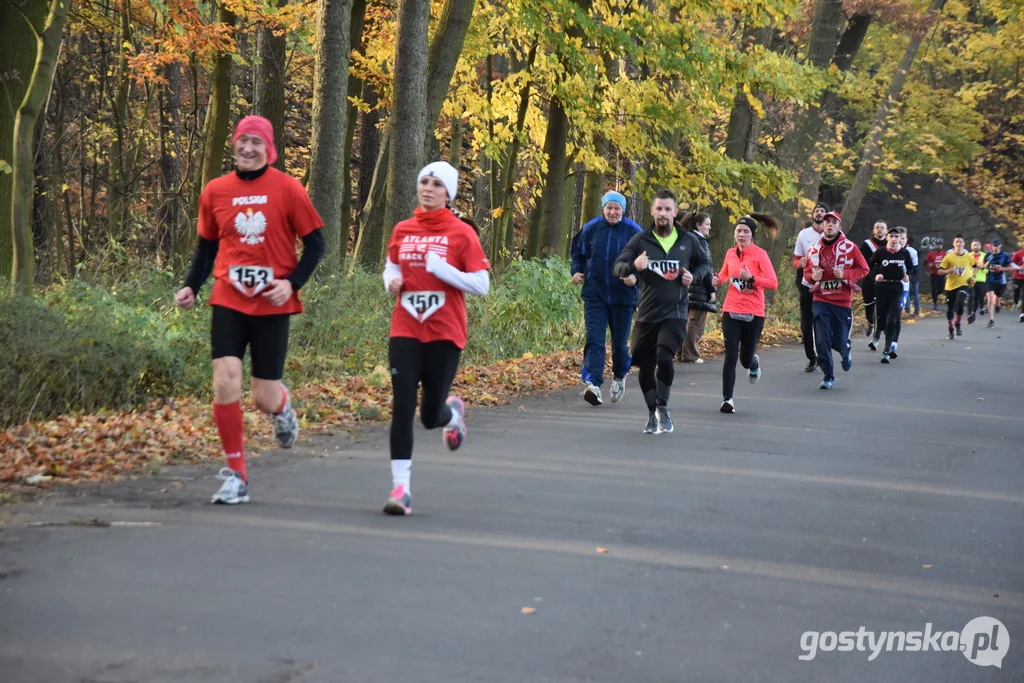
top-left (382, 161), bottom-right (490, 515)
top-left (712, 214), bottom-right (779, 414)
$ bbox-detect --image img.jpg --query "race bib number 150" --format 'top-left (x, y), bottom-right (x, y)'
top-left (401, 291), bottom-right (446, 322)
top-left (229, 265), bottom-right (273, 297)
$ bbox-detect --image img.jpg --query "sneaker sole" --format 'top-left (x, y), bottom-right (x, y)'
top-left (212, 495), bottom-right (250, 505)
top-left (383, 500), bottom-right (412, 515)
top-left (720, 402), bottom-right (734, 414)
top-left (660, 425), bottom-right (674, 434)
top-left (880, 358), bottom-right (889, 364)
top-left (584, 392), bottom-right (603, 406)
top-left (748, 373), bottom-right (760, 385)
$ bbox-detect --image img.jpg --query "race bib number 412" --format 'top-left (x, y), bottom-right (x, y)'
top-left (401, 291), bottom-right (446, 322)
top-left (229, 265), bottom-right (273, 297)
top-left (821, 279), bottom-right (843, 292)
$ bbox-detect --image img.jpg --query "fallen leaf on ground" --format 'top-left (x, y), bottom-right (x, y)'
top-left (521, 607), bottom-right (536, 615)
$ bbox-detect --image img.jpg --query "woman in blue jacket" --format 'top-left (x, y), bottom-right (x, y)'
top-left (570, 191), bottom-right (643, 406)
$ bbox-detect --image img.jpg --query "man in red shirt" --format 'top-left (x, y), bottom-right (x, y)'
top-left (1011, 246), bottom-right (1024, 320)
top-left (175, 116), bottom-right (324, 504)
top-left (924, 242), bottom-right (946, 310)
top-left (804, 212), bottom-right (870, 389)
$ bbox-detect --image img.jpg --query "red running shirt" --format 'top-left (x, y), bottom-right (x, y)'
top-left (1012, 249), bottom-right (1024, 281)
top-left (388, 208), bottom-right (490, 349)
top-left (197, 168), bottom-right (323, 316)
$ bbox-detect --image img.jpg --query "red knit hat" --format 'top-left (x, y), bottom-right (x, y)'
top-left (232, 115), bottom-right (277, 166)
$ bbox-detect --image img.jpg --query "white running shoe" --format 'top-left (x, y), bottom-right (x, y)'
top-left (610, 376), bottom-right (626, 403)
top-left (720, 398), bottom-right (735, 414)
top-left (583, 382), bottom-right (603, 406)
top-left (211, 468), bottom-right (249, 504)
top-left (273, 399), bottom-right (299, 448)
top-left (748, 355), bottom-right (761, 385)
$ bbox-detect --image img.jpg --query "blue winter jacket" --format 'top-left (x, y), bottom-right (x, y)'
top-left (570, 216), bottom-right (643, 306)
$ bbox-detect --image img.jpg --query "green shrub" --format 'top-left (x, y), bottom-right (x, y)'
top-left (0, 291), bottom-right (188, 426)
top-left (0, 258), bottom-right (587, 426)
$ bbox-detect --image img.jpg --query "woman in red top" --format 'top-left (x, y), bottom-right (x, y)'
top-left (381, 161), bottom-right (490, 515)
top-left (175, 116), bottom-right (324, 505)
top-left (711, 214), bottom-right (779, 414)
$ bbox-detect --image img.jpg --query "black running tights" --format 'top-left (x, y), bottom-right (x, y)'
top-left (721, 314), bottom-right (765, 400)
top-left (946, 287), bottom-right (967, 323)
top-left (875, 291), bottom-right (902, 350)
top-left (389, 337), bottom-right (462, 461)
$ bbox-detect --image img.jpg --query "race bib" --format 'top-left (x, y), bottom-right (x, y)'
top-left (820, 279), bottom-right (843, 292)
top-left (401, 291), bottom-right (446, 322)
top-left (648, 260), bottom-right (681, 280)
top-left (953, 267), bottom-right (966, 276)
top-left (229, 265), bottom-right (273, 297)
top-left (731, 277), bottom-right (754, 293)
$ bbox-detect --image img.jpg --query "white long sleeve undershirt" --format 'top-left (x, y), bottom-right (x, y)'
top-left (382, 255), bottom-right (490, 296)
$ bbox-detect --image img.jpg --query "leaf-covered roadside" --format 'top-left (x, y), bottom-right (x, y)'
top-left (0, 319), bottom-right (804, 490)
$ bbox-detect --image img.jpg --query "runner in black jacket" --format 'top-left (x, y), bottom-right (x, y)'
top-left (868, 226), bottom-right (913, 363)
top-left (612, 189), bottom-right (711, 435)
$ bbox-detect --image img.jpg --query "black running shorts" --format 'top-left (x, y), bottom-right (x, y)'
top-left (988, 282), bottom-right (1006, 298)
top-left (630, 317), bottom-right (687, 366)
top-left (211, 305), bottom-right (291, 380)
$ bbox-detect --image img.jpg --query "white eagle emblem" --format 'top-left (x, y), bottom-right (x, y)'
top-left (234, 208), bottom-right (267, 245)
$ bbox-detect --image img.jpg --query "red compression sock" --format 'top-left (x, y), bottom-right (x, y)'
top-left (213, 401), bottom-right (246, 482)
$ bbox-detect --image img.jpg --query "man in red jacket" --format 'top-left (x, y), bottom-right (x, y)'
top-left (804, 212), bottom-right (870, 390)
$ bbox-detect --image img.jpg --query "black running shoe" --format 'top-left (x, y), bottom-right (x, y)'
top-left (865, 324), bottom-right (874, 338)
top-left (888, 348), bottom-right (898, 359)
top-left (656, 406), bottom-right (674, 434)
top-left (987, 320), bottom-right (995, 328)
top-left (880, 352), bottom-right (890, 364)
top-left (947, 329), bottom-right (955, 340)
top-left (955, 324), bottom-right (963, 336)
top-left (643, 412), bottom-right (659, 435)
top-left (804, 360), bottom-right (817, 373)
top-left (968, 313), bottom-right (976, 324)
top-left (868, 340), bottom-right (877, 351)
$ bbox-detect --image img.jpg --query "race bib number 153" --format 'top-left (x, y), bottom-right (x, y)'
top-left (229, 265), bottom-right (273, 297)
top-left (401, 291), bottom-right (446, 322)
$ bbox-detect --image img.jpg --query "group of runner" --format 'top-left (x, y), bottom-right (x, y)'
top-left (176, 117), bottom-right (486, 513)
top-left (174, 115), bottom-right (1019, 512)
top-left (924, 236), bottom-right (1023, 337)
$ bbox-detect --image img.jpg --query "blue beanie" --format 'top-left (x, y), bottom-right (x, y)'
top-left (601, 191), bottom-right (626, 210)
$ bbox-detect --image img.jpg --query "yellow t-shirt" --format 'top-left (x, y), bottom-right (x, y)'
top-left (940, 251), bottom-right (976, 290)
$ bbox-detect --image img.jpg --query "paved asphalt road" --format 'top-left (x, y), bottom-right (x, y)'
top-left (1, 314), bottom-right (1022, 682)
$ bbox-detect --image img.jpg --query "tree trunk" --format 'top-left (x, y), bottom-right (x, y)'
top-left (1, 0), bottom-right (49, 279)
top-left (196, 3), bottom-right (235, 200)
top-left (784, 11), bottom-right (873, 217)
top-left (448, 114), bottom-right (463, 169)
top-left (356, 85), bottom-right (380, 214)
top-left (338, 0), bottom-right (369, 262)
top-left (11, 0), bottom-right (70, 295)
top-left (841, 0), bottom-right (948, 228)
top-left (419, 0), bottom-right (476, 162)
top-left (352, 0), bottom-right (475, 268)
top-left (489, 41), bottom-right (538, 271)
top-left (708, 86), bottom-right (760, 262)
top-left (159, 61), bottom-right (186, 264)
top-left (767, 0), bottom-right (846, 235)
top-left (107, 2), bottom-right (132, 239)
top-left (307, 0), bottom-right (353, 274)
top-left (537, 97), bottom-right (569, 257)
top-left (254, 0), bottom-right (288, 171)
top-left (384, 0), bottom-right (429, 247)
